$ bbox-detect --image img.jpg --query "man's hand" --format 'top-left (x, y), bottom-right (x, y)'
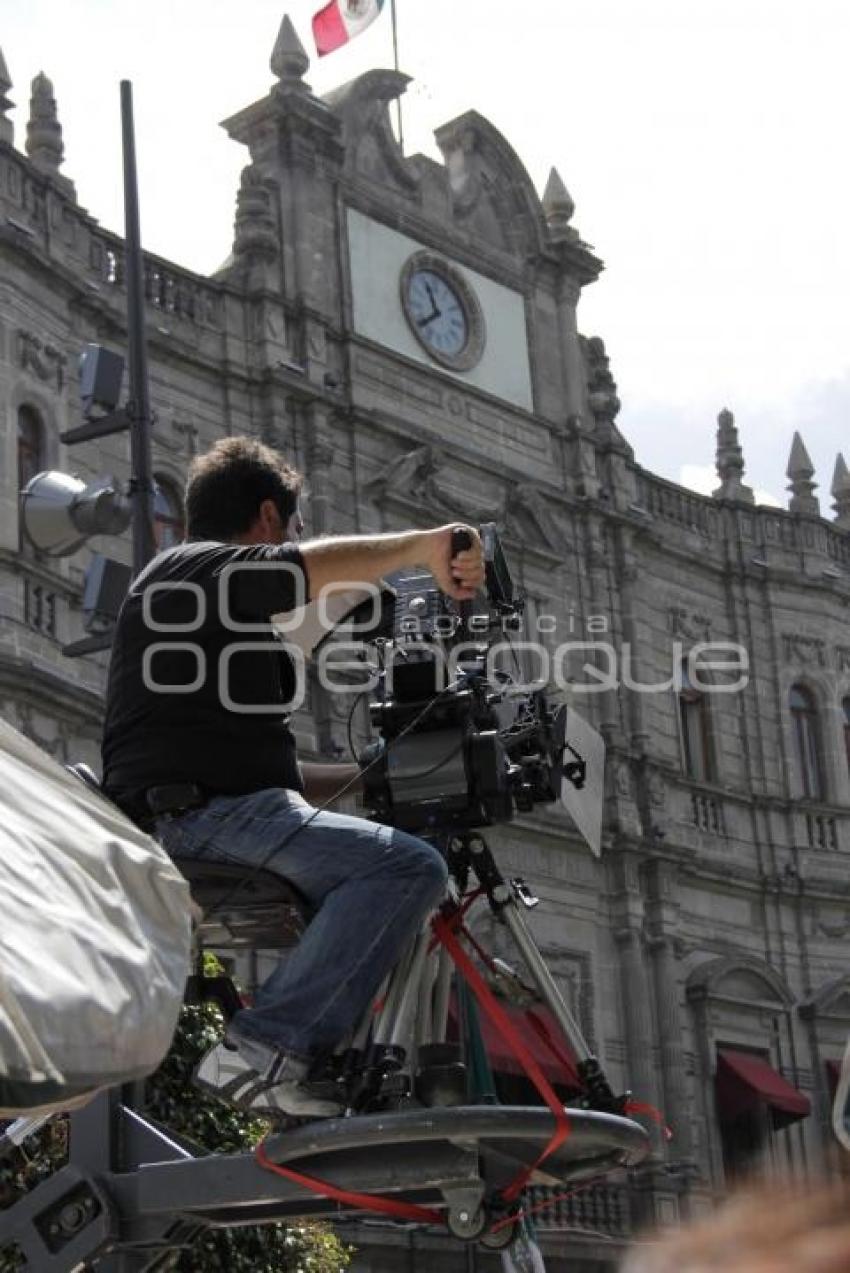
top-left (421, 524), bottom-right (485, 601)
top-left (300, 525), bottom-right (484, 601)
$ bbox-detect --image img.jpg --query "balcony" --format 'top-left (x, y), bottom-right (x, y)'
top-left (526, 1180), bottom-right (631, 1238)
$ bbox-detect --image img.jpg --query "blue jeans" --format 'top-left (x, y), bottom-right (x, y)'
top-left (154, 788), bottom-right (448, 1062)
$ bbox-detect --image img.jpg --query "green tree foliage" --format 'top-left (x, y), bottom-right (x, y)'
top-left (1, 978), bottom-right (351, 1272)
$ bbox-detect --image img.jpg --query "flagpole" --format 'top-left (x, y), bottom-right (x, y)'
top-left (390, 0), bottom-right (404, 153)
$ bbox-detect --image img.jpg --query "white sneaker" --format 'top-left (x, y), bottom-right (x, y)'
top-left (193, 1037), bottom-right (343, 1120)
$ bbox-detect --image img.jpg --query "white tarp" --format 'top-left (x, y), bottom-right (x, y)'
top-left (0, 718), bottom-right (193, 1117)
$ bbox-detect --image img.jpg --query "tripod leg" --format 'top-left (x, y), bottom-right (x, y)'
top-left (388, 926), bottom-right (431, 1050)
top-left (432, 943), bottom-right (453, 1043)
top-left (373, 933), bottom-right (418, 1045)
top-left (499, 899), bottom-right (591, 1061)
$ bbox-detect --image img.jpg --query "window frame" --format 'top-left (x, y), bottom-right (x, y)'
top-left (789, 683), bottom-right (824, 801)
top-left (678, 658), bottom-right (713, 783)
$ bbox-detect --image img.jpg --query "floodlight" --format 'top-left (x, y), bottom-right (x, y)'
top-left (20, 471), bottom-right (131, 557)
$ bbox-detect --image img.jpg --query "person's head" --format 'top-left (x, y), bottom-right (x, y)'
top-left (185, 437), bottom-right (304, 544)
top-left (621, 1175), bottom-right (850, 1273)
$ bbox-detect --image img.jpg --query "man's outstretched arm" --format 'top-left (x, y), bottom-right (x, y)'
top-left (298, 524), bottom-right (484, 602)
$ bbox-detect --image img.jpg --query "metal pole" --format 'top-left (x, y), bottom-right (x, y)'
top-left (390, 0), bottom-right (404, 153)
top-left (120, 80), bottom-right (156, 576)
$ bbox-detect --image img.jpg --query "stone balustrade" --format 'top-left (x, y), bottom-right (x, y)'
top-left (526, 1180), bottom-right (631, 1237)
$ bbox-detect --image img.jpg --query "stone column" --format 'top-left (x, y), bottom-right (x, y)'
top-left (305, 408), bottom-right (336, 536)
top-left (645, 858), bottom-right (693, 1167)
top-left (610, 850), bottom-right (661, 1144)
top-left (647, 932), bottom-right (692, 1160)
top-left (554, 275), bottom-right (586, 422)
top-left (614, 926), bottom-right (659, 1118)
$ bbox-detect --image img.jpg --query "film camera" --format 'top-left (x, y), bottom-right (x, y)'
top-left (359, 526), bottom-right (586, 835)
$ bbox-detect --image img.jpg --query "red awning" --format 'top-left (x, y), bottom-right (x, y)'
top-left (449, 993), bottom-right (581, 1091)
top-left (716, 1048), bottom-right (810, 1129)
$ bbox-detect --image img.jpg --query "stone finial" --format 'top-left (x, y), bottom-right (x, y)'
top-left (712, 407), bottom-right (754, 503)
top-left (786, 430), bottom-right (820, 516)
top-left (542, 166), bottom-right (578, 241)
top-left (26, 71), bottom-right (73, 190)
top-left (0, 47), bottom-right (14, 146)
top-left (271, 14), bottom-right (310, 84)
top-left (831, 452), bottom-right (850, 528)
top-left (233, 164), bottom-right (278, 261)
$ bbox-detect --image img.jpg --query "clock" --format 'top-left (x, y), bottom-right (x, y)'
top-left (400, 251), bottom-right (486, 371)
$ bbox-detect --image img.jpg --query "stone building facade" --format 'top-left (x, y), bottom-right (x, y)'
top-left (2, 19), bottom-right (850, 1272)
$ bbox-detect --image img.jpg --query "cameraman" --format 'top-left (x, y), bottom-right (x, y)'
top-left (102, 436), bottom-right (483, 1120)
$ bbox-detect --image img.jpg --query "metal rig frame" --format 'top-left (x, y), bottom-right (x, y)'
top-left (1, 835), bottom-right (649, 1270)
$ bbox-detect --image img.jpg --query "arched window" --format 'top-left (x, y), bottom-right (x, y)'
top-left (790, 684), bottom-right (823, 800)
top-left (17, 405), bottom-right (44, 492)
top-left (153, 477), bottom-right (185, 551)
top-left (843, 697), bottom-right (850, 778)
top-left (679, 659), bottom-right (713, 782)
top-left (17, 406), bottom-right (45, 551)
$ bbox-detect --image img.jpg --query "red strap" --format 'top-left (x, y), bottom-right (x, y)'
top-left (524, 1009), bottom-right (577, 1074)
top-left (624, 1099), bottom-right (673, 1140)
top-left (431, 913), bottom-right (571, 1203)
top-left (255, 1139), bottom-right (443, 1225)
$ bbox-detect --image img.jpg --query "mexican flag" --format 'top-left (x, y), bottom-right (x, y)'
top-left (312, 0), bottom-right (386, 56)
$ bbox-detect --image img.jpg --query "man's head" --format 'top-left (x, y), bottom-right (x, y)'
top-left (185, 437), bottom-right (304, 544)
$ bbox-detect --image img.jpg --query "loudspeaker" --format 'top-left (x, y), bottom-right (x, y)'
top-left (20, 472), bottom-right (131, 556)
top-left (79, 344), bottom-right (124, 417)
top-left (82, 555), bottom-right (133, 626)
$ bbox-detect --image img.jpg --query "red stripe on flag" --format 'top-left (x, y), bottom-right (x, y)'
top-left (312, 0), bottom-right (350, 56)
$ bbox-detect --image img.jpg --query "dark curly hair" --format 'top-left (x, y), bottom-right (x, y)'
top-left (185, 436), bottom-right (303, 541)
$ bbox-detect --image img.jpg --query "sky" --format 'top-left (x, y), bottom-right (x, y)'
top-left (2, 0), bottom-right (848, 508)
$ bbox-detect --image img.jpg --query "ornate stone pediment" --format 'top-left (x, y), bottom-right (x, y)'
top-left (434, 110), bottom-right (547, 258)
top-left (325, 70), bottom-right (419, 195)
top-left (365, 444), bottom-right (567, 553)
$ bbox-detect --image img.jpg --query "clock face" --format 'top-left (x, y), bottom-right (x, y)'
top-left (406, 269), bottom-right (469, 358)
top-left (400, 251), bottom-right (486, 371)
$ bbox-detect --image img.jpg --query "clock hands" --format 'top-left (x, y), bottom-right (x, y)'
top-left (417, 280), bottom-right (442, 327)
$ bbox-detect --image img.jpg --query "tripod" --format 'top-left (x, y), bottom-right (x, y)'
top-left (341, 830), bottom-right (624, 1124)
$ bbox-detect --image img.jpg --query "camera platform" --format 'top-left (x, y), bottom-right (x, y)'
top-left (0, 1101), bottom-right (649, 1269)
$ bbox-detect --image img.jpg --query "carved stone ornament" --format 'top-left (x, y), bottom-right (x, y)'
top-left (782, 633), bottom-right (827, 668)
top-left (151, 414), bottom-right (199, 458)
top-left (647, 770), bottom-right (667, 809)
top-left (668, 606), bottom-right (712, 642)
top-left (17, 329), bottom-right (67, 391)
top-left (365, 443), bottom-right (445, 504)
top-left (815, 907), bottom-right (850, 940)
top-left (365, 444), bottom-right (566, 553)
top-left (835, 646), bottom-right (850, 674)
top-left (713, 408), bottom-right (754, 504)
top-left (504, 482), bottom-right (563, 552)
top-left (581, 335), bottom-right (630, 452)
top-left (233, 165), bottom-right (279, 262)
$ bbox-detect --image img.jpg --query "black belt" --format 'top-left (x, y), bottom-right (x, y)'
top-left (121, 783), bottom-right (207, 830)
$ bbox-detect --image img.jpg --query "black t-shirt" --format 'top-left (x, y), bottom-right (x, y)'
top-left (101, 540), bottom-right (309, 804)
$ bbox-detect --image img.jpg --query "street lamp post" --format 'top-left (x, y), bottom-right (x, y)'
top-left (120, 79), bottom-right (156, 576)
